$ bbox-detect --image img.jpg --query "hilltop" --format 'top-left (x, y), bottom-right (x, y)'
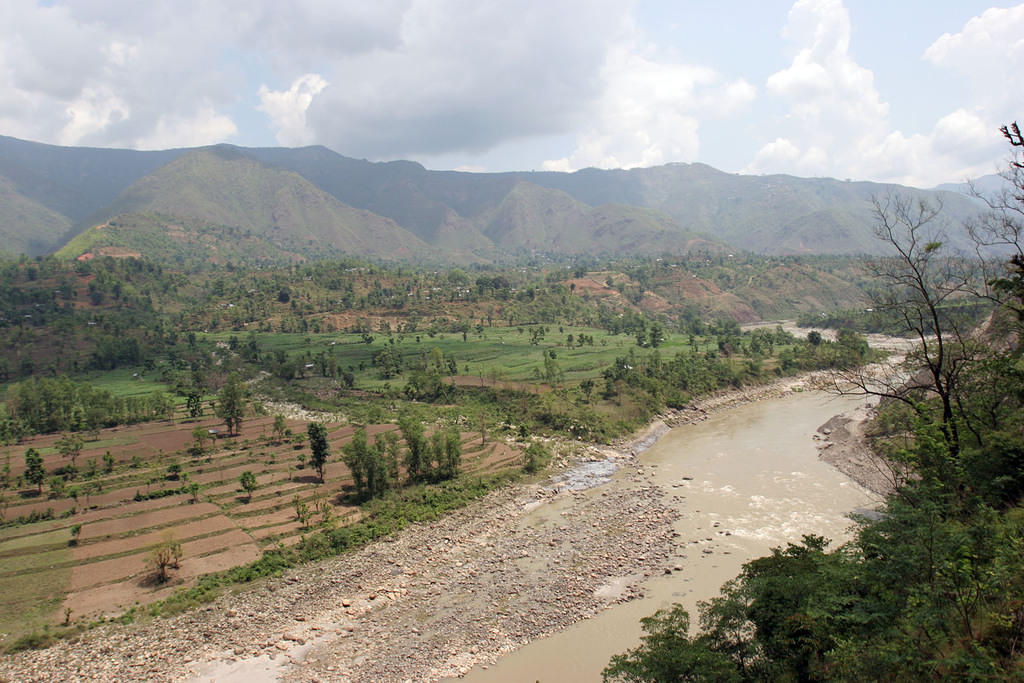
top-left (0, 136), bottom-right (985, 265)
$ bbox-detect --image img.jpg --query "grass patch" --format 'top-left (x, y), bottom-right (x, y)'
top-left (0, 565), bottom-right (70, 644)
top-left (84, 368), bottom-right (178, 400)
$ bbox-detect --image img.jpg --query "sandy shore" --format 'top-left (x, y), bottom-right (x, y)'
top-left (0, 372), bottom-right (883, 683)
top-left (813, 405), bottom-right (896, 495)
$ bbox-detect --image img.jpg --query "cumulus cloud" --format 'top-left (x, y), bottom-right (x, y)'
top-left (748, 0), bottom-right (887, 176)
top-left (924, 5), bottom-right (1024, 120)
top-left (2, 0), bottom-right (1019, 184)
top-left (239, 0), bottom-right (411, 72)
top-left (1, 0), bottom-right (633, 157)
top-left (258, 74), bottom-right (328, 147)
top-left (293, 0), bottom-right (630, 159)
top-left (542, 44), bottom-right (755, 171)
top-left (134, 108), bottom-right (238, 151)
top-left (0, 0), bottom-right (243, 148)
top-left (745, 0), bottom-right (1010, 186)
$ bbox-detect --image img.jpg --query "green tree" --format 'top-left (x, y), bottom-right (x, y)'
top-left (239, 470), bottom-right (257, 502)
top-left (24, 448), bottom-right (44, 492)
top-left (49, 475), bottom-right (65, 499)
top-left (186, 480), bottom-right (201, 503)
top-left (341, 428), bottom-right (394, 500)
top-left (400, 416), bottom-right (428, 483)
top-left (307, 422), bottom-right (330, 483)
top-left (292, 494), bottom-right (312, 527)
top-left (272, 414), bottom-right (287, 442)
top-left (215, 372), bottom-right (247, 435)
top-left (341, 427), bottom-right (369, 496)
top-left (186, 391), bottom-right (203, 418)
top-left (648, 322), bottom-right (665, 348)
top-left (189, 426), bottom-right (208, 457)
top-left (149, 532), bottom-right (182, 583)
top-left (55, 433), bottom-right (84, 469)
top-left (431, 428), bottom-right (461, 481)
top-left (522, 442), bottom-right (550, 474)
top-left (603, 605), bottom-right (740, 683)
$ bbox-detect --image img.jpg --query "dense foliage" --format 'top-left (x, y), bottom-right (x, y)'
top-left (604, 139), bottom-right (1024, 681)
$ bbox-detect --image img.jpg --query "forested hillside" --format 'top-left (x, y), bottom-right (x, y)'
top-left (0, 136), bottom-right (986, 263)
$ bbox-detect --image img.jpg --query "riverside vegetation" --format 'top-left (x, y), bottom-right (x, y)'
top-left (1, 130), bottom-right (1021, 678)
top-left (0, 248), bottom-right (877, 651)
top-left (603, 131), bottom-right (1024, 681)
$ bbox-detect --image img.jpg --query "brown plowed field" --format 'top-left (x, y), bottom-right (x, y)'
top-left (0, 413), bottom-right (525, 636)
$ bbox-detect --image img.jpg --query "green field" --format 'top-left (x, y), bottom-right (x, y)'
top-left (199, 325), bottom-right (726, 390)
top-left (0, 532), bottom-right (71, 638)
top-left (84, 368), bottom-right (179, 401)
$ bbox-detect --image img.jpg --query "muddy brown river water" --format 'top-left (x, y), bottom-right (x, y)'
top-left (453, 390), bottom-right (880, 683)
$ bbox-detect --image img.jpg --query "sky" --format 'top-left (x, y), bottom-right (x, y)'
top-left (1, 0), bottom-right (1022, 187)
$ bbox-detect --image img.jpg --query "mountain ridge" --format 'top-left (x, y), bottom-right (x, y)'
top-left (0, 136), bottom-right (987, 264)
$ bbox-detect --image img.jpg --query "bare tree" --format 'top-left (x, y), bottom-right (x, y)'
top-left (967, 121), bottom-right (1024, 327)
top-left (829, 193), bottom-right (982, 459)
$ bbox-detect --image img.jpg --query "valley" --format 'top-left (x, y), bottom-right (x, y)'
top-left (0, 132), bottom-right (1020, 681)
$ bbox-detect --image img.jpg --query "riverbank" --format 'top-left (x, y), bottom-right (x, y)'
top-left (0, 373), bottom-right (875, 683)
top-left (814, 404), bottom-right (894, 495)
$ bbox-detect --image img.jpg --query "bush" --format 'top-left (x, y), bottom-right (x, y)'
top-left (523, 442), bottom-right (550, 473)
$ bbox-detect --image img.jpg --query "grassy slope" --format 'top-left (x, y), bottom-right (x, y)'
top-left (67, 148), bottom-right (439, 263)
top-left (56, 212), bottom-right (310, 267)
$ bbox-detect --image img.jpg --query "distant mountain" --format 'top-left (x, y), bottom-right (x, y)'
top-left (0, 135), bottom-right (181, 254)
top-left (0, 136), bottom-right (988, 264)
top-left (251, 147), bottom-right (985, 257)
top-left (62, 147), bottom-right (437, 264)
top-left (0, 175), bottom-right (71, 255)
top-left (933, 173), bottom-right (1011, 198)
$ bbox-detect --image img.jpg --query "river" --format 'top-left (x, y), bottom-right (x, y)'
top-left (453, 390), bottom-right (879, 683)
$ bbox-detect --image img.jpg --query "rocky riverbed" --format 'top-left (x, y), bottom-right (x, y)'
top-left (0, 372), bottom-right (885, 683)
top-left (0, 462), bottom-right (677, 682)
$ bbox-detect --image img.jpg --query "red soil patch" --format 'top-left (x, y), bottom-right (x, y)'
top-left (7, 412), bottom-right (526, 625)
top-left (69, 528), bottom-right (256, 592)
top-left (80, 503), bottom-right (220, 541)
top-left (65, 542), bottom-right (261, 619)
top-left (72, 516), bottom-right (238, 561)
top-left (240, 505), bottom-right (302, 529)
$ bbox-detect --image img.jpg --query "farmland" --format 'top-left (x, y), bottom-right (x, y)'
top-left (0, 254), bottom-right (876, 651)
top-left (0, 411), bottom-right (523, 642)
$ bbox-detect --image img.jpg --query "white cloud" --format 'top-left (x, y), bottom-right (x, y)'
top-left (924, 5), bottom-right (1024, 69)
top-left (134, 108), bottom-right (239, 150)
top-left (746, 0), bottom-right (1009, 186)
top-left (300, 0), bottom-right (631, 159)
top-left (924, 4), bottom-right (1024, 122)
top-left (258, 74), bottom-right (328, 147)
top-left (0, 0), bottom-right (241, 148)
top-left (59, 85), bottom-right (131, 146)
top-left (0, 0), bottom-right (1017, 185)
top-left (542, 44), bottom-right (755, 171)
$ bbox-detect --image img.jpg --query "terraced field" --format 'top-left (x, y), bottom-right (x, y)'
top-left (0, 414), bottom-right (523, 641)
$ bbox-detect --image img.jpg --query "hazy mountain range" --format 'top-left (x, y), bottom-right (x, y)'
top-left (0, 135), bottom-right (988, 265)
